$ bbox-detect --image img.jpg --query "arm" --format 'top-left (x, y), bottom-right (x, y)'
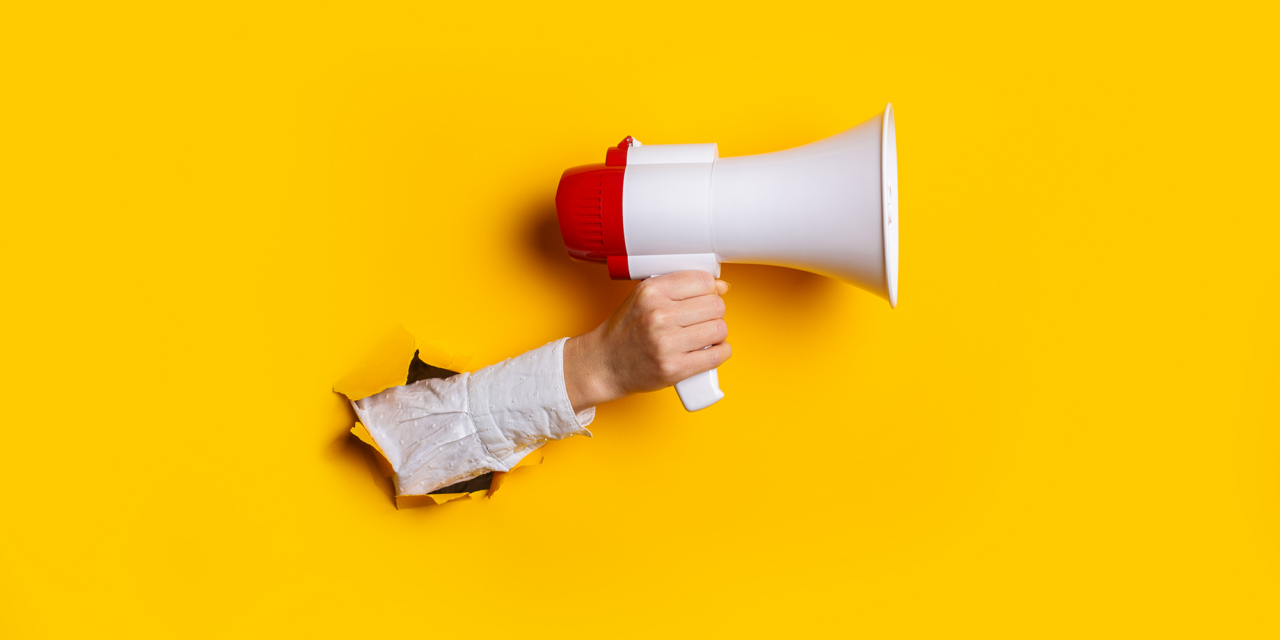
top-left (353, 271), bottom-right (731, 496)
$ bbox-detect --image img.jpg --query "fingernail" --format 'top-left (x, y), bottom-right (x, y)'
top-left (721, 281), bottom-right (731, 294)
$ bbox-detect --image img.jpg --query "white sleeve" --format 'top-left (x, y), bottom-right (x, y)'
top-left (351, 338), bottom-right (594, 496)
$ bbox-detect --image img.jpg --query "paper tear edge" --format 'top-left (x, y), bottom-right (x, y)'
top-left (338, 328), bottom-right (543, 508)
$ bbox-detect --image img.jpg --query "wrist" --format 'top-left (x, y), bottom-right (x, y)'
top-left (563, 330), bottom-right (624, 412)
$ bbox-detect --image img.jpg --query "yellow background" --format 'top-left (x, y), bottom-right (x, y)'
top-left (2, 1), bottom-right (1277, 637)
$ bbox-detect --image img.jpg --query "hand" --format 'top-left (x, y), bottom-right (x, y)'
top-left (564, 271), bottom-right (731, 412)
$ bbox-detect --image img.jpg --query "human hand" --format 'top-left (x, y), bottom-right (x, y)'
top-left (564, 271), bottom-right (731, 413)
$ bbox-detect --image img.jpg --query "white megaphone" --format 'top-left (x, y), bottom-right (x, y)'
top-left (556, 104), bottom-right (899, 411)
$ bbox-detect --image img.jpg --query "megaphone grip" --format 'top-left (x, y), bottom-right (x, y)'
top-left (674, 368), bottom-right (724, 412)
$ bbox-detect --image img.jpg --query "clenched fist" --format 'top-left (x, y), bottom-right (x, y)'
top-left (564, 271), bottom-right (732, 412)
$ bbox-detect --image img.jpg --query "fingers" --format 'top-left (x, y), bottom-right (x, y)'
top-left (621, 271), bottom-right (734, 390)
top-left (670, 318), bottom-right (729, 353)
top-left (668, 293), bottom-right (727, 327)
top-left (649, 271), bottom-right (718, 301)
top-left (674, 342), bottom-right (732, 380)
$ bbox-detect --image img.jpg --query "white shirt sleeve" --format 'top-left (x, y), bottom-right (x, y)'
top-left (351, 338), bottom-right (594, 495)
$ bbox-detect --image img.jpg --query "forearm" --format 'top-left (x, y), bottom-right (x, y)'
top-left (563, 330), bottom-right (627, 413)
top-left (353, 338), bottom-right (593, 496)
top-left (352, 272), bottom-right (731, 495)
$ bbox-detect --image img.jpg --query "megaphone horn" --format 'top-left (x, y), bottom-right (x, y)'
top-left (556, 104), bottom-right (899, 411)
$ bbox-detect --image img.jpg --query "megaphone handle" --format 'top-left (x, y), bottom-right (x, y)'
top-left (635, 267), bottom-right (725, 411)
top-left (674, 368), bottom-right (724, 412)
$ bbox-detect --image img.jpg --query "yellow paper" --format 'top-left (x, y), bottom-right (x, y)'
top-left (350, 422), bottom-right (393, 477)
top-left (331, 325), bottom-right (417, 402)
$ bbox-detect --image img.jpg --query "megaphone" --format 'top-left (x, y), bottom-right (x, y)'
top-left (556, 104), bottom-right (899, 411)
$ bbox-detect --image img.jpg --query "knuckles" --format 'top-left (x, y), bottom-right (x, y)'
top-left (653, 333), bottom-right (679, 356)
top-left (656, 358), bottom-right (684, 383)
top-left (626, 272), bottom-right (729, 387)
top-left (709, 296), bottom-right (727, 318)
top-left (715, 343), bottom-right (733, 364)
top-left (635, 278), bottom-right (662, 302)
top-left (692, 270), bottom-right (714, 292)
top-left (642, 308), bottom-right (669, 330)
top-left (712, 319), bottom-right (729, 340)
